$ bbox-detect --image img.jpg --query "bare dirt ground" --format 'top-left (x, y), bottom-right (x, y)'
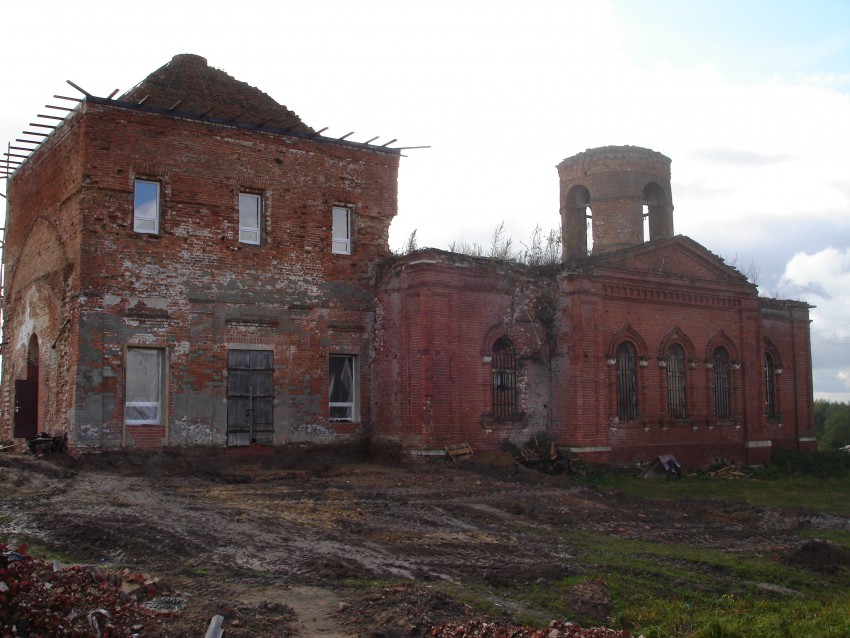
top-left (1, 447), bottom-right (847, 637)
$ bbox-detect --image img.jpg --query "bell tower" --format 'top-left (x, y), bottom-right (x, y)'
top-left (558, 146), bottom-right (674, 261)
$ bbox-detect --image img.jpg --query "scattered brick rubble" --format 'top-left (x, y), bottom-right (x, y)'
top-left (1, 543), bottom-right (172, 637)
top-left (705, 465), bottom-right (750, 479)
top-left (428, 619), bottom-right (634, 637)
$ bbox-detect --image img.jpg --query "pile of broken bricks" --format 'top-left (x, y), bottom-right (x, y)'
top-left (1, 542), bottom-right (173, 637)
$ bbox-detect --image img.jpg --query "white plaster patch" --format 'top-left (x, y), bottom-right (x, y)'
top-left (746, 440), bottom-right (772, 448)
top-left (173, 418), bottom-right (217, 444)
top-left (294, 423), bottom-right (335, 440)
top-left (15, 303), bottom-right (34, 350)
top-left (172, 341), bottom-right (189, 357)
top-left (76, 422), bottom-right (103, 443)
top-left (129, 297), bottom-right (169, 310)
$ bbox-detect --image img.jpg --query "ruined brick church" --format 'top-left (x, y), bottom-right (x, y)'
top-left (1, 54), bottom-right (815, 466)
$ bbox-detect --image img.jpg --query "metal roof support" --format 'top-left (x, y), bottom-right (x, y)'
top-left (66, 80), bottom-right (92, 97)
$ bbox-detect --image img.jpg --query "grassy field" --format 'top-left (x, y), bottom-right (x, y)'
top-left (5, 450), bottom-right (849, 637)
top-left (540, 456), bottom-right (850, 637)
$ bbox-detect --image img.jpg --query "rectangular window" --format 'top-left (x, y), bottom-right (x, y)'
top-left (332, 206), bottom-right (351, 254)
top-left (239, 193), bottom-right (261, 244)
top-left (329, 354), bottom-right (357, 422)
top-left (134, 179), bottom-right (160, 234)
top-left (125, 348), bottom-right (164, 425)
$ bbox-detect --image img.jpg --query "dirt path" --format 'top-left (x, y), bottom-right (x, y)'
top-left (285, 586), bottom-right (356, 637)
top-left (2, 451), bottom-right (847, 637)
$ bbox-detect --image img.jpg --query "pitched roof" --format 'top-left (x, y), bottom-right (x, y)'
top-left (120, 54), bottom-right (312, 134)
top-left (573, 235), bottom-right (751, 285)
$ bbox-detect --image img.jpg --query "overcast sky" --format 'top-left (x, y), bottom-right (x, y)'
top-left (2, 0), bottom-right (849, 400)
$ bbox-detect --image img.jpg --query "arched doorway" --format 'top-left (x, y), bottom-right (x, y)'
top-left (14, 334), bottom-right (40, 438)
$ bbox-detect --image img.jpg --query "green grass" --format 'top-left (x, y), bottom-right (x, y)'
top-left (351, 461), bottom-right (850, 636)
top-left (578, 473), bottom-right (850, 517)
top-left (460, 528), bottom-right (850, 636)
top-left (551, 460), bottom-right (850, 636)
top-left (616, 594), bottom-right (850, 638)
top-left (4, 536), bottom-right (82, 566)
top-left (795, 529), bottom-right (850, 548)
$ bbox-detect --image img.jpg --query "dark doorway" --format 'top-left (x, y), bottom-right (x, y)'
top-left (226, 350), bottom-right (274, 446)
top-left (14, 335), bottom-right (40, 438)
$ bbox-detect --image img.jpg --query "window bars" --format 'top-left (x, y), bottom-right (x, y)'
top-left (666, 344), bottom-right (687, 419)
top-left (492, 337), bottom-right (517, 420)
top-left (713, 347), bottom-right (730, 419)
top-left (616, 342), bottom-right (638, 420)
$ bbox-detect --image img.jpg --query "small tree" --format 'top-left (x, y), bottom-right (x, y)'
top-left (821, 401), bottom-right (850, 450)
top-left (396, 228), bottom-right (418, 255)
top-left (488, 221), bottom-right (514, 260)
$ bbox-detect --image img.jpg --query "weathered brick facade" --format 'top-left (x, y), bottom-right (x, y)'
top-left (1, 56), bottom-right (815, 467)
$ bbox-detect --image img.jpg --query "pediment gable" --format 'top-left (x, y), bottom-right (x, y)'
top-left (583, 236), bottom-right (750, 285)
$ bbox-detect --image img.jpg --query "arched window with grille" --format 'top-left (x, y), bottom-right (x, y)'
top-left (764, 352), bottom-right (777, 418)
top-left (667, 344), bottom-right (687, 419)
top-left (492, 337), bottom-right (517, 419)
top-left (713, 347), bottom-right (730, 419)
top-left (616, 341), bottom-right (638, 420)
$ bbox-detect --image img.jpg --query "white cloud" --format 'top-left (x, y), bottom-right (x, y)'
top-left (2, 0), bottom-right (849, 400)
top-left (778, 247), bottom-right (850, 400)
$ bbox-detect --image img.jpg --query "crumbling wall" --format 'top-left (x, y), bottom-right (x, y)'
top-left (1, 111), bottom-right (85, 443)
top-left (373, 250), bottom-right (558, 452)
top-left (5, 99), bottom-right (399, 450)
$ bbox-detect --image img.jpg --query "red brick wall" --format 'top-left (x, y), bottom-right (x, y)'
top-left (373, 251), bottom-right (555, 452)
top-left (375, 241), bottom-right (814, 469)
top-left (759, 299), bottom-right (816, 454)
top-left (3, 109), bottom-right (814, 467)
top-left (559, 146), bottom-right (674, 259)
top-left (1, 109), bottom-right (86, 442)
top-left (3, 99), bottom-right (399, 450)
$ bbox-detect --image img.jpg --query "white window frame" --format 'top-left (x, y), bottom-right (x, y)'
top-left (239, 193), bottom-right (262, 245)
top-left (125, 347), bottom-right (165, 425)
top-left (332, 206), bottom-right (351, 255)
top-left (134, 179), bottom-right (160, 234)
top-left (329, 354), bottom-right (358, 422)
